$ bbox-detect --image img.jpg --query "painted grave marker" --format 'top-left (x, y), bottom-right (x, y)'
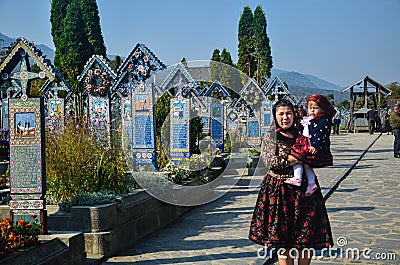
top-left (9, 97), bottom-right (46, 232)
top-left (88, 95), bottom-right (111, 142)
top-left (131, 82), bottom-right (156, 171)
top-left (112, 43), bottom-right (165, 171)
top-left (210, 103), bottom-right (224, 152)
top-left (46, 97), bottom-right (64, 131)
top-left (248, 118), bottom-right (260, 146)
top-left (261, 102), bottom-right (272, 137)
top-left (170, 98), bottom-right (191, 163)
top-left (121, 95), bottom-right (133, 167)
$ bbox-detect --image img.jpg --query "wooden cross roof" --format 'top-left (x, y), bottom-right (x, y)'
top-left (340, 76), bottom-right (392, 95)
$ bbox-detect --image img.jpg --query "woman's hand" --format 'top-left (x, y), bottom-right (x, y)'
top-left (288, 154), bottom-right (301, 165)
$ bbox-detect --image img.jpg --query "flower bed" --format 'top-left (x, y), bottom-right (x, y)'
top-left (0, 215), bottom-right (41, 259)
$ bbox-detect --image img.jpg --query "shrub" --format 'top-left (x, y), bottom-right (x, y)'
top-left (163, 154), bottom-right (213, 184)
top-left (57, 190), bottom-right (126, 213)
top-left (248, 148), bottom-right (260, 157)
top-left (164, 162), bottom-right (186, 184)
top-left (45, 119), bottom-right (129, 204)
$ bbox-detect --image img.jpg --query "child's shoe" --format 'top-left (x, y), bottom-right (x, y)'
top-left (284, 177), bottom-right (302, 187)
top-left (305, 183), bottom-right (318, 197)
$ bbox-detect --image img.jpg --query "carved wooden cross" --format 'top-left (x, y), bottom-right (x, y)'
top-left (51, 84), bottom-right (62, 98)
top-left (10, 55), bottom-right (43, 96)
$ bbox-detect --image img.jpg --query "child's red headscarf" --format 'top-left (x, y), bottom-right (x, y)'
top-left (307, 94), bottom-right (336, 121)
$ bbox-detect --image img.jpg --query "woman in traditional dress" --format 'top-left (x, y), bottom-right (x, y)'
top-left (249, 99), bottom-right (333, 265)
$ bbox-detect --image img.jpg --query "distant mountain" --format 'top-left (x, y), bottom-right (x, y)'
top-left (0, 33), bottom-right (121, 63)
top-left (271, 69), bottom-right (343, 91)
top-left (303, 73), bottom-right (343, 91)
top-left (0, 33), bottom-right (55, 62)
top-left (270, 69), bottom-right (348, 103)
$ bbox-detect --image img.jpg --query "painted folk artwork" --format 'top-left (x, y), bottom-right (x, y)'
top-left (46, 98), bottom-right (65, 130)
top-left (15, 112), bottom-right (36, 138)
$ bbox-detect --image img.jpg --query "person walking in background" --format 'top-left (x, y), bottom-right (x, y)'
top-left (384, 109), bottom-right (393, 135)
top-left (293, 105), bottom-right (303, 131)
top-left (249, 99), bottom-right (333, 265)
top-left (299, 105), bottom-right (307, 117)
top-left (285, 94), bottom-right (335, 197)
top-left (366, 107), bottom-right (378, 134)
top-left (332, 107), bottom-right (341, 135)
top-left (389, 105), bottom-right (400, 158)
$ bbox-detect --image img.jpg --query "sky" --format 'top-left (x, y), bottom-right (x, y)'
top-left (0, 0), bottom-right (399, 87)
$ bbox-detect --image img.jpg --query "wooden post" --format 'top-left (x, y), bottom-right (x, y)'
top-left (364, 79), bottom-right (368, 108)
top-left (377, 85), bottom-right (381, 126)
top-left (349, 87), bottom-right (354, 131)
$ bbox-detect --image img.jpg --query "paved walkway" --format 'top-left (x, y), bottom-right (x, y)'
top-left (102, 133), bottom-right (399, 265)
top-left (318, 133), bottom-right (399, 265)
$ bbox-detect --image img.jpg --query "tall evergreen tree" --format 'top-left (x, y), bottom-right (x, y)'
top-left (80, 0), bottom-right (106, 57)
top-left (59, 0), bottom-right (90, 116)
top-left (51, 0), bottom-right (107, 117)
top-left (50, 0), bottom-right (71, 67)
top-left (220, 48), bottom-right (233, 66)
top-left (210, 49), bottom-right (221, 82)
top-left (253, 6), bottom-right (273, 86)
top-left (237, 6), bottom-right (255, 78)
top-left (220, 48), bottom-right (233, 88)
top-left (220, 48), bottom-right (241, 96)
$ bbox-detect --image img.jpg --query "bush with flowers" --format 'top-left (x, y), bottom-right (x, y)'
top-left (0, 214), bottom-right (41, 258)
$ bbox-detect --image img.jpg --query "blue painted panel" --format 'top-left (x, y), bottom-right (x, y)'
top-left (248, 121), bottom-right (259, 138)
top-left (133, 115), bottom-right (155, 148)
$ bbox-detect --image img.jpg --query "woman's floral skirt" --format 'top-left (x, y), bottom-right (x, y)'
top-left (249, 174), bottom-right (333, 250)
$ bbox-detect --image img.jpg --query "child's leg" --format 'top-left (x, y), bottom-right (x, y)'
top-left (284, 164), bottom-right (302, 186)
top-left (303, 164), bottom-right (315, 184)
top-left (293, 163), bottom-right (303, 181)
top-left (303, 164), bottom-right (318, 196)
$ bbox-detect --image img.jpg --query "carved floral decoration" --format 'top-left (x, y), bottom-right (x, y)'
top-left (84, 68), bottom-right (111, 96)
top-left (127, 49), bottom-right (155, 82)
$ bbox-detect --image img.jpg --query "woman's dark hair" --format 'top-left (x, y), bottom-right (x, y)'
top-left (272, 99), bottom-right (297, 131)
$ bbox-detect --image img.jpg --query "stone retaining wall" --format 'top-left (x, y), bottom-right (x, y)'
top-left (0, 232), bottom-right (85, 265)
top-left (47, 189), bottom-right (192, 257)
top-left (0, 188), bottom-right (192, 259)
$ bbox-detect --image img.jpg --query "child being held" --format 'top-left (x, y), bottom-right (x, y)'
top-left (285, 94), bottom-right (336, 196)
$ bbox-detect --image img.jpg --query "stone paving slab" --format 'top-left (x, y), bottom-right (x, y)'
top-left (315, 134), bottom-right (399, 265)
top-left (102, 133), bottom-right (395, 265)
